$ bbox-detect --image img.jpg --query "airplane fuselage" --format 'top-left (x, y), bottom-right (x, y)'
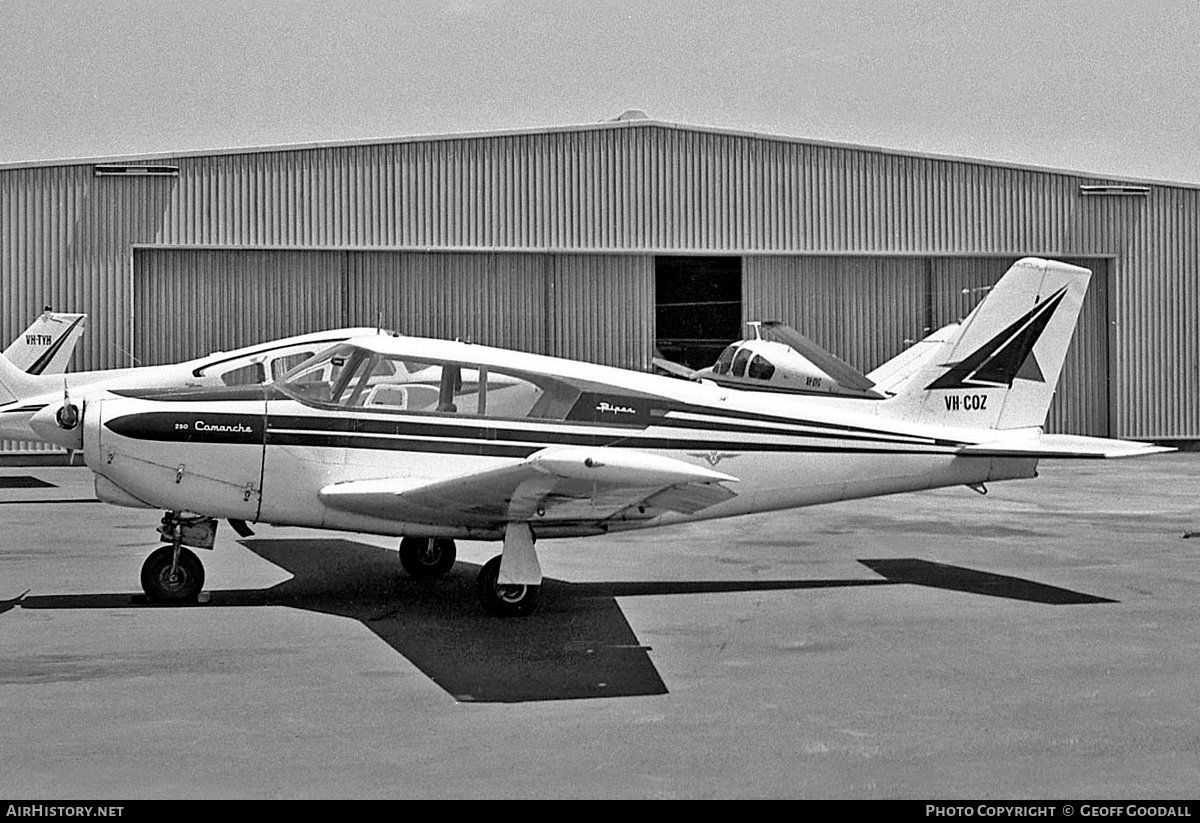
top-left (81, 379), bottom-right (1037, 542)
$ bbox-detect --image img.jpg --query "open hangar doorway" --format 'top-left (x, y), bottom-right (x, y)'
top-left (654, 255), bottom-right (743, 371)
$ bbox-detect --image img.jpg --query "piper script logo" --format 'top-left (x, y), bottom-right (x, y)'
top-left (596, 401), bottom-right (637, 415)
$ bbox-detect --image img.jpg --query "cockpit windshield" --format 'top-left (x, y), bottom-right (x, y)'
top-left (276, 344), bottom-right (583, 420)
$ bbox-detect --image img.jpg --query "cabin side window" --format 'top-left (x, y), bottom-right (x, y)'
top-left (278, 348), bottom-right (581, 420)
top-left (215, 361), bottom-right (266, 386)
top-left (269, 351), bottom-right (316, 382)
top-left (747, 354), bottom-right (775, 380)
top-left (731, 347), bottom-right (752, 377)
top-left (713, 345), bottom-right (737, 376)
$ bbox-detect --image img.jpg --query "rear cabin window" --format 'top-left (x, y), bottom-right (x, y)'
top-left (270, 351), bottom-right (316, 381)
top-left (747, 355), bottom-right (775, 380)
top-left (216, 362), bottom-right (266, 386)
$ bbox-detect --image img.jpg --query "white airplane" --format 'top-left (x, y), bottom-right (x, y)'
top-left (0, 326), bottom-right (384, 444)
top-left (3, 309), bottom-right (87, 375)
top-left (23, 258), bottom-right (1171, 617)
top-left (655, 319), bottom-right (969, 399)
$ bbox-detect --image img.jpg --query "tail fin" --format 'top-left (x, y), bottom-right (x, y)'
top-left (3, 310), bottom-right (87, 375)
top-left (881, 258), bottom-right (1089, 430)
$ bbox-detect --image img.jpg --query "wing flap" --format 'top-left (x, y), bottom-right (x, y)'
top-left (319, 446), bottom-right (739, 527)
top-left (638, 482), bottom-right (738, 514)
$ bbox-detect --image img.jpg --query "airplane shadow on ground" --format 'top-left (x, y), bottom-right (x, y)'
top-left (5, 538), bottom-right (1115, 703)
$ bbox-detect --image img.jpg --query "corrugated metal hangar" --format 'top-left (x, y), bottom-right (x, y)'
top-left (2, 114), bottom-right (1198, 450)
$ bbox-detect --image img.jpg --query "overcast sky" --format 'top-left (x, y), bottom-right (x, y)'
top-left (3, 0), bottom-right (1200, 184)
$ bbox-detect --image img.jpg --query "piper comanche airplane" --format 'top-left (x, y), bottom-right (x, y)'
top-left (0, 326), bottom-right (382, 443)
top-left (24, 258), bottom-right (1170, 617)
top-left (4, 309), bottom-right (87, 376)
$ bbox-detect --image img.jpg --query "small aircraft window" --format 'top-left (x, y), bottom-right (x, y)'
top-left (217, 362), bottom-right (266, 386)
top-left (270, 351), bottom-right (315, 382)
top-left (276, 344), bottom-right (360, 402)
top-left (747, 355), bottom-right (776, 380)
top-left (731, 347), bottom-right (752, 378)
top-left (713, 345), bottom-right (737, 376)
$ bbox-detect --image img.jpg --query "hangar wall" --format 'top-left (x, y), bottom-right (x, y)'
top-left (2, 119), bottom-right (1198, 447)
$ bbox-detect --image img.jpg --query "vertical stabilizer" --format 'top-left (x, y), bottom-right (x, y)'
top-left (3, 311), bottom-right (87, 375)
top-left (881, 258), bottom-right (1090, 430)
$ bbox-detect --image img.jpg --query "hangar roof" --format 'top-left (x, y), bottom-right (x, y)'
top-left (2, 115), bottom-right (1194, 190)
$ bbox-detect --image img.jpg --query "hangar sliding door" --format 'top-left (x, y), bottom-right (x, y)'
top-left (134, 249), bottom-right (346, 365)
top-left (549, 254), bottom-right (654, 370)
top-left (135, 248), bottom-right (655, 373)
top-left (743, 256), bottom-right (928, 377)
top-left (348, 252), bottom-right (547, 352)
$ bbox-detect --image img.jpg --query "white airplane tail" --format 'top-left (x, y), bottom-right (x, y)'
top-left (0, 348), bottom-right (44, 406)
top-left (3, 310), bottom-right (87, 375)
top-left (881, 258), bottom-right (1089, 431)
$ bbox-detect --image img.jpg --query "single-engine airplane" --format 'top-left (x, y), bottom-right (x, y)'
top-left (4, 309), bottom-right (87, 375)
top-left (23, 259), bottom-right (1171, 616)
top-left (0, 326), bottom-right (383, 444)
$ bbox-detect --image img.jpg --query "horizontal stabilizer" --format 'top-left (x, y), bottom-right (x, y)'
top-left (957, 434), bottom-right (1174, 459)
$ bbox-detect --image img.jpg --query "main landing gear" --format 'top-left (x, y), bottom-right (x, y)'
top-left (400, 524), bottom-right (544, 617)
top-left (476, 555), bottom-right (540, 617)
top-left (398, 536), bottom-right (458, 580)
top-left (140, 512), bottom-right (216, 604)
top-left (476, 523), bottom-right (542, 618)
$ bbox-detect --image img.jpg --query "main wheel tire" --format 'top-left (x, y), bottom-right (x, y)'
top-left (140, 545), bottom-right (205, 604)
top-left (476, 555), bottom-right (540, 617)
top-left (399, 536), bottom-right (457, 579)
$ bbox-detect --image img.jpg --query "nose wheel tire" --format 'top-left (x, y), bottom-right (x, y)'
top-left (476, 555), bottom-right (540, 617)
top-left (141, 545), bottom-right (205, 604)
top-left (399, 537), bottom-right (457, 579)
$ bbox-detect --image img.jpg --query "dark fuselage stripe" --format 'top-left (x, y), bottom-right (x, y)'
top-left (265, 413), bottom-right (957, 449)
top-left (263, 429), bottom-right (957, 457)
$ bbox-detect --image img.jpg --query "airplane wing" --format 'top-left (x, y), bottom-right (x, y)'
top-left (957, 434), bottom-right (1174, 459)
top-left (759, 321), bottom-right (880, 394)
top-left (319, 446), bottom-right (739, 528)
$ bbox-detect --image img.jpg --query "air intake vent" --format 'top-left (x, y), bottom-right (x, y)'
top-left (1079, 184), bottom-right (1150, 196)
top-left (94, 164), bottom-right (179, 177)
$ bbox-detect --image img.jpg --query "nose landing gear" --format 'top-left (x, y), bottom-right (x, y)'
top-left (140, 512), bottom-right (217, 604)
